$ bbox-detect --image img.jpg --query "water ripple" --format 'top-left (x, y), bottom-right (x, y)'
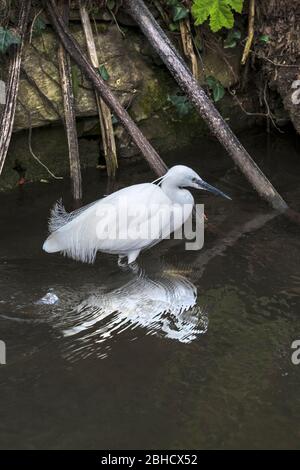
top-left (61, 269), bottom-right (208, 360)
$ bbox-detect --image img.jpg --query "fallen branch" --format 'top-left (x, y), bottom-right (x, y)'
top-left (44, 0), bottom-right (167, 177)
top-left (123, 0), bottom-right (288, 213)
top-left (179, 17), bottom-right (198, 79)
top-left (0, 1), bottom-right (31, 176)
top-left (80, 3), bottom-right (118, 177)
top-left (241, 0), bottom-right (255, 65)
top-left (57, 0), bottom-right (82, 201)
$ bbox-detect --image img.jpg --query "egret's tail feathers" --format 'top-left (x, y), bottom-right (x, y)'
top-left (43, 235), bottom-right (62, 253)
top-left (48, 198), bottom-right (99, 233)
top-left (43, 231), bottom-right (98, 263)
top-left (48, 199), bottom-right (70, 232)
top-left (44, 199), bottom-right (101, 264)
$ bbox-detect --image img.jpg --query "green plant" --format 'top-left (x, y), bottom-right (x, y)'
top-left (168, 93), bottom-right (193, 116)
top-left (191, 0), bottom-right (244, 32)
top-left (0, 27), bottom-right (20, 53)
top-left (32, 17), bottom-right (46, 36)
top-left (223, 29), bottom-right (241, 48)
top-left (206, 76), bottom-right (225, 102)
top-left (98, 64), bottom-right (110, 81)
top-left (165, 0), bottom-right (189, 31)
top-left (259, 34), bottom-right (270, 43)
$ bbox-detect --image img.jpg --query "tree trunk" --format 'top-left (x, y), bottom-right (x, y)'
top-left (123, 0), bottom-right (288, 212)
top-left (0, 1), bottom-right (31, 176)
top-left (79, 3), bottom-right (118, 177)
top-left (57, 0), bottom-right (82, 201)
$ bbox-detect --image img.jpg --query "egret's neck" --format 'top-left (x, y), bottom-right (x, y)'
top-left (161, 181), bottom-right (194, 206)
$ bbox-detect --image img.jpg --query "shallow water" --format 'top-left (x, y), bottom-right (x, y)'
top-left (0, 129), bottom-right (300, 449)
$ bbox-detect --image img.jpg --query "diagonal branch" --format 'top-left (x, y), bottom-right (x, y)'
top-left (123, 0), bottom-right (288, 212)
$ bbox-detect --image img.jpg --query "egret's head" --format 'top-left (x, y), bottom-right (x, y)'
top-left (163, 165), bottom-right (231, 200)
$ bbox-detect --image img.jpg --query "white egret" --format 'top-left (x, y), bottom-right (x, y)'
top-left (43, 165), bottom-right (230, 265)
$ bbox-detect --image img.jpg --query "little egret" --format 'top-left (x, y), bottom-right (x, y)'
top-left (43, 165), bottom-right (230, 265)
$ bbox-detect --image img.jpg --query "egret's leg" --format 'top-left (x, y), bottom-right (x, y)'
top-left (127, 250), bottom-right (140, 264)
top-left (118, 255), bottom-right (128, 268)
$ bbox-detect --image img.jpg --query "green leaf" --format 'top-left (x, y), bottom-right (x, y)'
top-left (169, 22), bottom-right (179, 32)
top-left (98, 64), bottom-right (110, 81)
top-left (206, 76), bottom-right (225, 102)
top-left (32, 17), bottom-right (46, 36)
top-left (168, 94), bottom-right (193, 116)
top-left (107, 0), bottom-right (115, 10)
top-left (111, 114), bottom-right (119, 125)
top-left (259, 34), bottom-right (270, 43)
top-left (192, 0), bottom-right (211, 26)
top-left (172, 5), bottom-right (189, 22)
top-left (192, 0), bottom-right (243, 32)
top-left (0, 27), bottom-right (20, 54)
top-left (212, 81), bottom-right (225, 101)
top-left (223, 29), bottom-right (241, 48)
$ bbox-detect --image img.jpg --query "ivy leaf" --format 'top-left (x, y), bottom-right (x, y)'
top-left (259, 34), bottom-right (270, 43)
top-left (223, 29), bottom-right (241, 48)
top-left (168, 94), bottom-right (193, 116)
top-left (107, 0), bottom-right (115, 10)
top-left (0, 27), bottom-right (21, 54)
top-left (169, 22), bottom-right (179, 32)
top-left (98, 64), bottom-right (110, 81)
top-left (172, 5), bottom-right (189, 22)
top-left (206, 76), bottom-right (225, 102)
top-left (192, 0), bottom-right (244, 32)
top-left (32, 17), bottom-right (46, 36)
top-left (111, 114), bottom-right (119, 125)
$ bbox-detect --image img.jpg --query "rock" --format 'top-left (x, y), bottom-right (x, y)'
top-left (14, 24), bottom-right (156, 131)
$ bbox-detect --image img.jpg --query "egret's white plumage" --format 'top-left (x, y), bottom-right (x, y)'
top-left (43, 165), bottom-right (230, 265)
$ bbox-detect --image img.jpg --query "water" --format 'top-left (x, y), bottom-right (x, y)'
top-left (0, 129), bottom-right (300, 449)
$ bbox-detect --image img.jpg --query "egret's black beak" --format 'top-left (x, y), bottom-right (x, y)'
top-left (197, 179), bottom-right (231, 200)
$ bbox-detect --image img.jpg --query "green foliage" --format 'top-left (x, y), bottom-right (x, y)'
top-left (32, 17), bottom-right (46, 36)
top-left (206, 76), bottom-right (225, 102)
top-left (168, 22), bottom-right (179, 32)
top-left (168, 93), bottom-right (193, 116)
top-left (259, 34), bottom-right (270, 43)
top-left (166, 0), bottom-right (189, 23)
top-left (223, 29), bottom-right (241, 48)
top-left (0, 27), bottom-right (20, 54)
top-left (106, 0), bottom-right (116, 10)
top-left (111, 114), bottom-right (119, 125)
top-left (98, 64), bottom-right (110, 81)
top-left (191, 0), bottom-right (244, 32)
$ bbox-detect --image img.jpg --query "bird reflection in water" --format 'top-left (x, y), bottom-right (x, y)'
top-left (61, 265), bottom-right (208, 360)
